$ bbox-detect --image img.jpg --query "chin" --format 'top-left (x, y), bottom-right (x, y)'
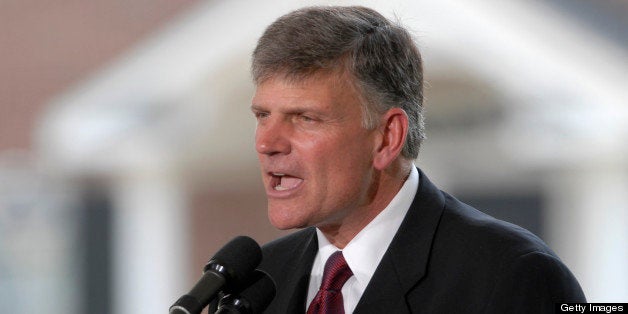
top-left (268, 205), bottom-right (306, 230)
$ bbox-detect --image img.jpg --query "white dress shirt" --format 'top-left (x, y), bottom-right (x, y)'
top-left (306, 167), bottom-right (419, 313)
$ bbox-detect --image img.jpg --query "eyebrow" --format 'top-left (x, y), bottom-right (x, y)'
top-left (250, 104), bottom-right (323, 116)
top-left (250, 104), bottom-right (265, 112)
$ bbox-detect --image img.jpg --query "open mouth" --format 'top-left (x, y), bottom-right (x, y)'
top-left (270, 172), bottom-right (304, 191)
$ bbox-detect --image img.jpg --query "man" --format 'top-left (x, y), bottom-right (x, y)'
top-left (251, 6), bottom-right (585, 313)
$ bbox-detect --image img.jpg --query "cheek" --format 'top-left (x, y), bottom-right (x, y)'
top-left (301, 128), bottom-right (374, 158)
top-left (298, 128), bottom-right (376, 190)
top-left (321, 139), bottom-right (375, 191)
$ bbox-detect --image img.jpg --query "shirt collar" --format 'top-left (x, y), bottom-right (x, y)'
top-left (315, 166), bottom-right (419, 291)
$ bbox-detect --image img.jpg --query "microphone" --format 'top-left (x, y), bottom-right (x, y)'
top-left (215, 270), bottom-right (276, 314)
top-left (169, 236), bottom-right (262, 314)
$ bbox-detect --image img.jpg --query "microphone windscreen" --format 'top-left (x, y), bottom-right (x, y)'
top-left (217, 270), bottom-right (276, 314)
top-left (239, 270), bottom-right (276, 314)
top-left (205, 236), bottom-right (262, 283)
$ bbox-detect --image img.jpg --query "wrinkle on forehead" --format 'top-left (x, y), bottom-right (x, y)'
top-left (254, 67), bottom-right (369, 113)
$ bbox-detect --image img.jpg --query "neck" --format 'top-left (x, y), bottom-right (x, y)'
top-left (319, 159), bottom-right (413, 248)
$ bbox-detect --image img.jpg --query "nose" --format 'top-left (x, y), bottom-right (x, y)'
top-left (255, 117), bottom-right (291, 156)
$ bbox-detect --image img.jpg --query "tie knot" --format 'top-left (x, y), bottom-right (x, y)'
top-left (321, 251), bottom-right (353, 291)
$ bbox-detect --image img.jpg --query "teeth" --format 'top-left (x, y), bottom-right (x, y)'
top-left (272, 172), bottom-right (286, 191)
top-left (274, 185), bottom-right (288, 191)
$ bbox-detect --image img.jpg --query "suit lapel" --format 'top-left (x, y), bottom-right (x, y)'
top-left (354, 168), bottom-right (446, 313)
top-left (274, 228), bottom-right (318, 314)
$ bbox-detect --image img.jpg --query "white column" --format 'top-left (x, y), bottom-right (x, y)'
top-left (111, 173), bottom-right (189, 314)
top-left (545, 164), bottom-right (628, 302)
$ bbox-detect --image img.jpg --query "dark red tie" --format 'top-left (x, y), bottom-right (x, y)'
top-left (307, 251), bottom-right (353, 314)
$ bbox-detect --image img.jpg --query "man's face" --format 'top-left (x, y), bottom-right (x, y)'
top-left (252, 72), bottom-right (379, 230)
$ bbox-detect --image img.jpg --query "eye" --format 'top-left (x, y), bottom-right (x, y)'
top-left (298, 114), bottom-right (317, 123)
top-left (254, 111), bottom-right (269, 120)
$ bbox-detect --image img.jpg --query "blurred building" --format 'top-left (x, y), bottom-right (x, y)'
top-left (1, 1), bottom-right (627, 313)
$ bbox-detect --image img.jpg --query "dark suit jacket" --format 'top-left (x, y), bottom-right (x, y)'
top-left (258, 168), bottom-right (586, 313)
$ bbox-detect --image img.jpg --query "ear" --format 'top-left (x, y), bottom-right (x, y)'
top-left (373, 108), bottom-right (408, 170)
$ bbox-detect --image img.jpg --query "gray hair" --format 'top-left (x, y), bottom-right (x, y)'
top-left (252, 6), bottom-right (425, 159)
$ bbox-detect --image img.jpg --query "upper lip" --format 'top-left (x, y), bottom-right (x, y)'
top-left (263, 165), bottom-right (301, 178)
top-left (267, 170), bottom-right (302, 179)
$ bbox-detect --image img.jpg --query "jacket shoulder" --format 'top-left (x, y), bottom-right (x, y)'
top-left (438, 192), bottom-right (555, 259)
top-left (415, 191), bottom-right (586, 312)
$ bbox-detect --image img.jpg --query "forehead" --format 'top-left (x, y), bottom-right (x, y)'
top-left (252, 71), bottom-right (362, 110)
